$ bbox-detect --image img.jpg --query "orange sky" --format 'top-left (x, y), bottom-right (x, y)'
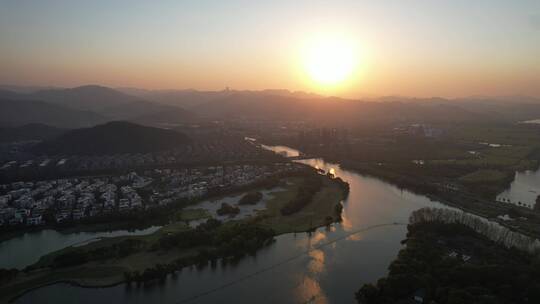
top-left (1, 1), bottom-right (539, 98)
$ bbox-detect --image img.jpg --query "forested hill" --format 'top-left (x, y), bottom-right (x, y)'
top-left (32, 121), bottom-right (191, 155)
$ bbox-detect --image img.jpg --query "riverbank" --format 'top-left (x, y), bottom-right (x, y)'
top-left (263, 122), bottom-right (540, 200)
top-left (266, 141), bottom-right (540, 238)
top-left (340, 161), bottom-right (540, 238)
top-left (0, 173), bottom-right (348, 303)
top-left (0, 221), bottom-right (153, 244)
top-left (1, 265), bottom-right (126, 304)
top-left (356, 219), bottom-right (539, 303)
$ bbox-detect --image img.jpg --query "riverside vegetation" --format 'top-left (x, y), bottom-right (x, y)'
top-left (356, 208), bottom-right (540, 304)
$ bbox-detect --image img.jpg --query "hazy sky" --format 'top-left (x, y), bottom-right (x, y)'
top-left (1, 0), bottom-right (539, 98)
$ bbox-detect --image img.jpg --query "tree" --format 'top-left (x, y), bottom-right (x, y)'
top-left (355, 284), bottom-right (378, 304)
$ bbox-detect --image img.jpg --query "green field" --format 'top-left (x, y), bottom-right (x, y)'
top-left (257, 177), bottom-right (345, 234)
top-left (458, 169), bottom-right (509, 184)
top-left (446, 124), bottom-right (540, 146)
top-left (173, 208), bottom-right (212, 222)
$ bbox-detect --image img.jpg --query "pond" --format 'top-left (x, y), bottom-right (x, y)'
top-left (497, 168), bottom-right (540, 209)
top-left (185, 187), bottom-right (284, 227)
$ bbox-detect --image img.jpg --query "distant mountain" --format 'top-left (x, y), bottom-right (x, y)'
top-left (192, 93), bottom-right (309, 119)
top-left (0, 99), bottom-right (106, 128)
top-left (32, 85), bottom-right (199, 123)
top-left (5, 84), bottom-right (540, 127)
top-left (0, 124), bottom-right (67, 143)
top-left (99, 99), bottom-right (197, 123)
top-left (401, 96), bottom-right (540, 122)
top-left (459, 95), bottom-right (540, 104)
top-left (130, 106), bottom-right (199, 127)
top-left (190, 93), bottom-right (486, 125)
top-left (0, 85), bottom-right (61, 93)
top-left (0, 85), bottom-right (198, 126)
top-left (451, 98), bottom-right (540, 122)
top-left (118, 88), bottom-right (234, 109)
top-left (119, 88), bottom-right (324, 109)
top-left (0, 89), bottom-right (26, 100)
top-left (29, 85), bottom-right (141, 112)
top-left (33, 121), bottom-right (191, 155)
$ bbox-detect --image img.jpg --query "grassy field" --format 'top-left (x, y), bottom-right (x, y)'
top-left (458, 169), bottom-right (509, 184)
top-left (446, 124), bottom-right (540, 146)
top-left (257, 177), bottom-right (345, 234)
top-left (441, 124), bottom-right (540, 167)
top-left (431, 146), bottom-right (537, 170)
top-left (172, 208), bottom-right (211, 222)
top-left (419, 124), bottom-right (540, 197)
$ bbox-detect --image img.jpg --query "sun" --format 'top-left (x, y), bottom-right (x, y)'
top-left (303, 35), bottom-right (358, 86)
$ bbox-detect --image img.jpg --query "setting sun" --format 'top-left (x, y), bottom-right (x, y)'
top-left (303, 35), bottom-right (358, 86)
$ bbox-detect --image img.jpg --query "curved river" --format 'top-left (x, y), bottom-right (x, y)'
top-left (16, 146), bottom-right (449, 304)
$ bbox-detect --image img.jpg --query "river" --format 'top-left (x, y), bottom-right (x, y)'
top-left (497, 169), bottom-right (540, 209)
top-left (15, 145), bottom-right (449, 304)
top-left (1, 226), bottom-right (161, 269)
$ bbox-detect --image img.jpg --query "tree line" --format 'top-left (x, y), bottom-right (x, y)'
top-left (356, 220), bottom-right (540, 304)
top-left (124, 219), bottom-right (275, 283)
top-left (50, 239), bottom-right (144, 268)
top-left (0, 268), bottom-right (18, 284)
top-left (238, 191), bottom-right (263, 205)
top-left (280, 174), bottom-right (323, 215)
top-left (410, 207), bottom-right (540, 254)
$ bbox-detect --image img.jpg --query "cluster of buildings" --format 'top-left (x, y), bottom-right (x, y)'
top-left (0, 138), bottom-right (277, 182)
top-left (393, 124), bottom-right (444, 139)
top-left (147, 163), bottom-right (301, 206)
top-left (0, 172), bottom-right (150, 227)
top-left (297, 127), bottom-right (350, 145)
top-left (0, 162), bottom-right (303, 228)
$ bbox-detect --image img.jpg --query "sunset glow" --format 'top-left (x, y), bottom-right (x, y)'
top-left (303, 35), bottom-right (358, 86)
top-left (1, 1), bottom-right (539, 97)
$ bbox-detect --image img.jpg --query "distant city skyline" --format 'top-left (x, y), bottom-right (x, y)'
top-left (1, 0), bottom-right (540, 98)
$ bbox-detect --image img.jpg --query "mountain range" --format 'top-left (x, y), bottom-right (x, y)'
top-left (0, 85), bottom-right (197, 128)
top-left (0, 124), bottom-right (67, 143)
top-left (119, 88), bottom-right (540, 124)
top-left (2, 84), bottom-right (540, 130)
top-left (0, 98), bottom-right (107, 128)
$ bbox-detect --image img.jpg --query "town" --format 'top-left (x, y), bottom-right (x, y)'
top-left (0, 162), bottom-right (303, 228)
top-left (0, 137), bottom-right (279, 182)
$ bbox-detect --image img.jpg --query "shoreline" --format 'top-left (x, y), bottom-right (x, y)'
top-left (268, 143), bottom-right (540, 239)
top-left (0, 221), bottom-right (154, 244)
top-left (7, 277), bottom-right (125, 304)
